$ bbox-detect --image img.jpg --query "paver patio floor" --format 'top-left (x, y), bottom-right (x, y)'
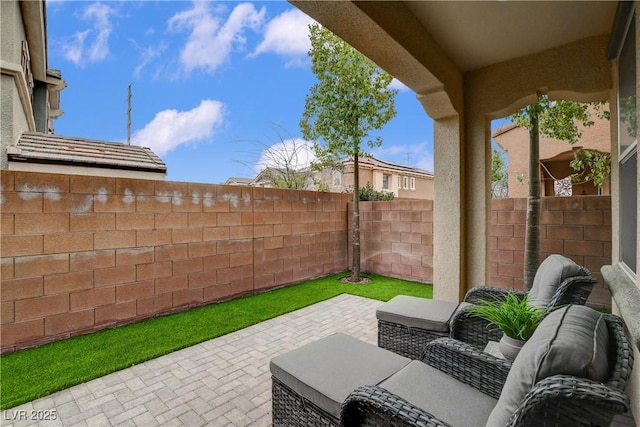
top-left (2, 293), bottom-right (635, 427)
top-left (1, 294), bottom-right (382, 427)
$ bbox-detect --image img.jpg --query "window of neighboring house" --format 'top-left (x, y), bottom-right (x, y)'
top-left (403, 176), bottom-right (409, 189)
top-left (382, 174), bottom-right (390, 190)
top-left (618, 9), bottom-right (637, 275)
top-left (410, 177), bottom-right (416, 190)
top-left (398, 176), bottom-right (402, 189)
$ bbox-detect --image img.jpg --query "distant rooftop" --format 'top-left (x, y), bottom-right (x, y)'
top-left (346, 156), bottom-right (434, 177)
top-left (224, 177), bottom-right (253, 186)
top-left (8, 132), bottom-right (167, 173)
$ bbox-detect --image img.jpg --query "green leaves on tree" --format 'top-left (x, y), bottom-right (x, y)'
top-left (300, 23), bottom-right (397, 282)
top-left (300, 23), bottom-right (397, 168)
top-left (569, 149), bottom-right (611, 190)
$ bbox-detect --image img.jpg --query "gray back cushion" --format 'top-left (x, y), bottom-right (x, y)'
top-left (528, 254), bottom-right (583, 307)
top-left (486, 305), bottom-right (610, 426)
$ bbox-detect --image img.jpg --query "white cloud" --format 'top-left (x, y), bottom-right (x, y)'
top-left (251, 9), bottom-right (314, 66)
top-left (256, 138), bottom-right (316, 174)
top-left (63, 30), bottom-right (90, 64)
top-left (133, 42), bottom-right (167, 78)
top-left (131, 100), bottom-right (225, 157)
top-left (63, 2), bottom-right (116, 66)
top-left (169, 2), bottom-right (266, 75)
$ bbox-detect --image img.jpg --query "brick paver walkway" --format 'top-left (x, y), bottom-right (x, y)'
top-left (2, 294), bottom-right (635, 426)
top-left (1, 294), bottom-right (382, 427)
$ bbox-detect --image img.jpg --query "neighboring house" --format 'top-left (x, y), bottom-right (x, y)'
top-left (320, 156), bottom-right (434, 200)
top-left (1, 1), bottom-right (166, 180)
top-left (232, 157), bottom-right (435, 199)
top-left (7, 132), bottom-right (167, 180)
top-left (493, 111), bottom-right (611, 197)
top-left (224, 177), bottom-right (253, 186)
top-left (1, 0), bottom-right (66, 169)
top-left (223, 167), bottom-right (312, 189)
top-left (293, 1), bottom-right (638, 417)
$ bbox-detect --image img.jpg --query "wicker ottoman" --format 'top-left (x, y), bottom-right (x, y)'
top-left (376, 295), bottom-right (468, 359)
top-left (270, 333), bottom-right (410, 426)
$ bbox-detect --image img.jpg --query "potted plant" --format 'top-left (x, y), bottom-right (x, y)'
top-left (468, 293), bottom-right (549, 361)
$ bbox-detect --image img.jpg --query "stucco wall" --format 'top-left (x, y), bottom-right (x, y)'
top-left (1, 0), bottom-right (25, 64)
top-left (1, 0), bottom-right (31, 168)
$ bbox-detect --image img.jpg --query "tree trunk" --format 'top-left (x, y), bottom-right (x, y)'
top-left (351, 153), bottom-right (361, 282)
top-left (523, 108), bottom-right (541, 291)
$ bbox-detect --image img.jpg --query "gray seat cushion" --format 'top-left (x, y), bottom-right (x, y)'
top-left (270, 333), bottom-right (410, 419)
top-left (380, 360), bottom-right (497, 426)
top-left (376, 295), bottom-right (461, 332)
top-left (487, 305), bottom-right (610, 426)
top-left (528, 254), bottom-right (583, 307)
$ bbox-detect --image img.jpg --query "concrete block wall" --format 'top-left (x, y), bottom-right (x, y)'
top-left (358, 199), bottom-right (433, 283)
top-left (490, 196), bottom-right (612, 308)
top-left (0, 171), bottom-right (350, 353)
top-left (0, 170), bottom-right (613, 353)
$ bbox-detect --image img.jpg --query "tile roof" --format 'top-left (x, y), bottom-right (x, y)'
top-left (224, 177), bottom-right (253, 185)
top-left (345, 156), bottom-right (434, 177)
top-left (8, 132), bottom-right (167, 173)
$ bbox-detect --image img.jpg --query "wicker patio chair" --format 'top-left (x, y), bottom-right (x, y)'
top-left (377, 254), bottom-right (598, 358)
top-left (271, 306), bottom-right (633, 427)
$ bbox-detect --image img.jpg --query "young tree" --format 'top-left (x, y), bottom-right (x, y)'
top-left (255, 136), bottom-right (314, 190)
top-left (511, 95), bottom-right (608, 290)
top-left (300, 23), bottom-right (397, 282)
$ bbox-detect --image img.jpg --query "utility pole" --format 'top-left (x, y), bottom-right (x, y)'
top-left (126, 84), bottom-right (132, 145)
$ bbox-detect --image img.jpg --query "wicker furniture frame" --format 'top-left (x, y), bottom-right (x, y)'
top-left (342, 314), bottom-right (632, 427)
top-left (272, 314), bottom-right (632, 427)
top-left (339, 314), bottom-right (631, 427)
top-left (378, 265), bottom-right (597, 359)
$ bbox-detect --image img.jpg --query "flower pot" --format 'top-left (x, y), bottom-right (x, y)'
top-left (499, 334), bottom-right (526, 361)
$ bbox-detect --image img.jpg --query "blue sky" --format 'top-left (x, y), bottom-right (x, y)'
top-left (46, 1), bottom-right (504, 185)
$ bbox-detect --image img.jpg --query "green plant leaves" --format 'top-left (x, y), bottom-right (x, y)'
top-left (467, 293), bottom-right (549, 341)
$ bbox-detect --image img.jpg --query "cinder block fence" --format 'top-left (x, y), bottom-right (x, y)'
top-left (0, 171), bottom-right (350, 353)
top-left (490, 196), bottom-right (612, 308)
top-left (358, 200), bottom-right (433, 283)
top-left (0, 171), bottom-right (612, 353)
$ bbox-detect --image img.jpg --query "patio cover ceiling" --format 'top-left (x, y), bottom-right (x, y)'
top-left (291, 1), bottom-right (617, 118)
top-left (402, 1), bottom-right (616, 73)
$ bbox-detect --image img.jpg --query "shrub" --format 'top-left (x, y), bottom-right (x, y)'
top-left (358, 182), bottom-right (394, 201)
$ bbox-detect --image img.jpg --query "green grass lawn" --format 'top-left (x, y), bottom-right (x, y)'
top-left (0, 273), bottom-right (432, 410)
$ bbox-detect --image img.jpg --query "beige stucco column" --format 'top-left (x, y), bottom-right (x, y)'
top-left (464, 111), bottom-right (493, 291)
top-left (432, 115), bottom-right (465, 302)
